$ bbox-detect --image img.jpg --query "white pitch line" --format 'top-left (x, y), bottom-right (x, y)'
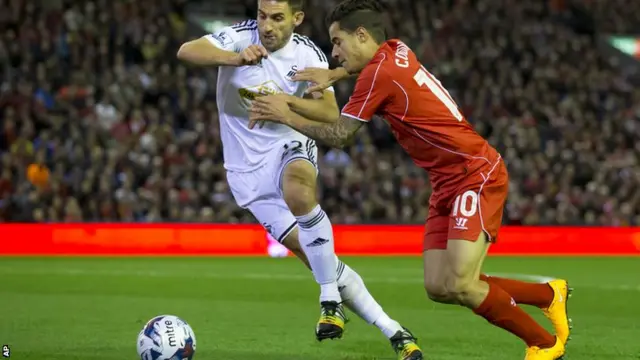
top-left (0, 267), bottom-right (638, 292)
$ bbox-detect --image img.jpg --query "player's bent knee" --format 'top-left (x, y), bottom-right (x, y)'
top-left (444, 274), bottom-right (476, 304)
top-left (443, 237), bottom-right (488, 303)
top-left (424, 279), bottom-right (453, 303)
top-left (282, 181), bottom-right (316, 215)
top-left (424, 269), bottom-right (477, 305)
top-left (282, 161), bottom-right (317, 215)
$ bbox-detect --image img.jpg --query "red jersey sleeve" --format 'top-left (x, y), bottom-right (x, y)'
top-left (341, 54), bottom-right (390, 123)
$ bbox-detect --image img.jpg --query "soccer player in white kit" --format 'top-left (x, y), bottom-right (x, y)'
top-left (177, 1), bottom-right (422, 358)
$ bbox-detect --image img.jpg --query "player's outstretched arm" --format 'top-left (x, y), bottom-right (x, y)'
top-left (177, 37), bottom-right (269, 67)
top-left (177, 37), bottom-right (242, 66)
top-left (285, 90), bottom-right (339, 124)
top-left (287, 113), bottom-right (364, 148)
top-left (177, 21), bottom-right (268, 67)
top-left (249, 95), bottom-right (363, 148)
top-left (293, 67), bottom-right (356, 94)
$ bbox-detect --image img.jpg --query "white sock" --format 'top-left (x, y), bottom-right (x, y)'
top-left (335, 258), bottom-right (404, 338)
top-left (296, 205), bottom-right (340, 303)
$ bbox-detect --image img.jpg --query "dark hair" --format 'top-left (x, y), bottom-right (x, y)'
top-left (326, 0), bottom-right (387, 43)
top-left (269, 0), bottom-right (305, 12)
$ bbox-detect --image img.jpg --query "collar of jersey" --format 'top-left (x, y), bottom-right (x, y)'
top-left (260, 33), bottom-right (296, 58)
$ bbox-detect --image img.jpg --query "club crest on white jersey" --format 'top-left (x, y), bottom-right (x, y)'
top-left (205, 20), bottom-right (333, 172)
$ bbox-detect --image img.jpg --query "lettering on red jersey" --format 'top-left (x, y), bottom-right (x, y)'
top-left (395, 41), bottom-right (410, 68)
top-left (341, 39), bottom-right (502, 199)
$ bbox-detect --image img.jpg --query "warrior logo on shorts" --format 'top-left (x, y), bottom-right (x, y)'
top-left (453, 217), bottom-right (468, 230)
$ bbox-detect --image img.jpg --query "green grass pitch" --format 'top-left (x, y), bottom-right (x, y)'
top-left (0, 256), bottom-right (639, 359)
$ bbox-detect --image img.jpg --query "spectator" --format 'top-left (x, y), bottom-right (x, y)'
top-left (0, 0), bottom-right (638, 226)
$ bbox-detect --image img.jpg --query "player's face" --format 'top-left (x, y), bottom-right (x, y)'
top-left (257, 0), bottom-right (304, 52)
top-left (328, 22), bottom-right (373, 73)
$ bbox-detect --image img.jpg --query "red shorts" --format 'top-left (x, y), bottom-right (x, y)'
top-left (423, 160), bottom-right (509, 251)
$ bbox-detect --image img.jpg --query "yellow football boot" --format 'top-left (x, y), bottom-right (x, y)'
top-left (315, 301), bottom-right (347, 341)
top-left (390, 327), bottom-right (423, 360)
top-left (525, 336), bottom-right (565, 359)
top-left (542, 279), bottom-right (572, 345)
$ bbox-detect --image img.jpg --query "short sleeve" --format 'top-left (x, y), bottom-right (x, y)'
top-left (341, 55), bottom-right (390, 123)
top-left (203, 20), bottom-right (256, 53)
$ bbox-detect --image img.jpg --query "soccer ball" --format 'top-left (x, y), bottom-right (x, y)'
top-left (137, 315), bottom-right (196, 360)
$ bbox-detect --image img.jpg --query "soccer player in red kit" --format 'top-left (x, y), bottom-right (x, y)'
top-left (249, 0), bottom-right (571, 359)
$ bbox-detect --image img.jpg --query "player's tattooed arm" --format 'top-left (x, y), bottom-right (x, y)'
top-left (249, 96), bottom-right (363, 148)
top-left (291, 114), bottom-right (364, 148)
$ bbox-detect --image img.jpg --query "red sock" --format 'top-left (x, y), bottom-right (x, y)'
top-left (480, 274), bottom-right (554, 308)
top-left (473, 282), bottom-right (556, 348)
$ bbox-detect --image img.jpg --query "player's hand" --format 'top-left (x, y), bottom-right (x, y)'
top-left (248, 94), bottom-right (290, 129)
top-left (235, 45), bottom-right (269, 66)
top-left (292, 67), bottom-right (337, 94)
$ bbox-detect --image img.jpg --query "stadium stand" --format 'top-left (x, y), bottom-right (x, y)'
top-left (0, 0), bottom-right (638, 225)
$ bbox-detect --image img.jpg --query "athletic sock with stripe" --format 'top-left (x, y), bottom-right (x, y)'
top-left (335, 258), bottom-right (404, 338)
top-left (296, 204), bottom-right (341, 303)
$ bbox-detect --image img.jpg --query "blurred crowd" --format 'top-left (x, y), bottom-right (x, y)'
top-left (1, 0), bottom-right (638, 225)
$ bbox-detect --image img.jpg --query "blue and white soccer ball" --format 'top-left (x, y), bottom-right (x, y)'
top-left (137, 315), bottom-right (197, 360)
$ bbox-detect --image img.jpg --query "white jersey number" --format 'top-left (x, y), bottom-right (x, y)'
top-left (413, 66), bottom-right (464, 121)
top-left (451, 190), bottom-right (479, 217)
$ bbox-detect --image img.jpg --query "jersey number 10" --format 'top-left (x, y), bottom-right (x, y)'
top-left (413, 66), bottom-right (464, 121)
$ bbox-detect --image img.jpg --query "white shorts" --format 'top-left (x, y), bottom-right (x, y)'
top-left (227, 137), bottom-right (318, 243)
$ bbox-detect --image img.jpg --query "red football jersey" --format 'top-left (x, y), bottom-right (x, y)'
top-left (341, 39), bottom-right (503, 206)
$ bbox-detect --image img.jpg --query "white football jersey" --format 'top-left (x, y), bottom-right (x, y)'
top-left (205, 20), bottom-right (334, 172)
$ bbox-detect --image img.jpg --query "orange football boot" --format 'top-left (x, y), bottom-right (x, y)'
top-left (524, 336), bottom-right (565, 360)
top-left (542, 279), bottom-right (572, 345)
